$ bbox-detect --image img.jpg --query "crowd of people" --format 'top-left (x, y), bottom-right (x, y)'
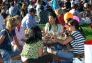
top-left (0, 0), bottom-right (92, 63)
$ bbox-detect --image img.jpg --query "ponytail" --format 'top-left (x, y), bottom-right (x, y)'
top-left (67, 18), bottom-right (86, 38)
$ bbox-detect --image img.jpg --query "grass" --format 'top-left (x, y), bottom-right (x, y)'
top-left (82, 25), bottom-right (92, 40)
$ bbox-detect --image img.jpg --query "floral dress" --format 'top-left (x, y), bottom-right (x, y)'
top-left (21, 40), bottom-right (43, 59)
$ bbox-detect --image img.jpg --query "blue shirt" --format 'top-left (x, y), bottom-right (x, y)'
top-left (22, 13), bottom-right (37, 29)
top-left (9, 6), bottom-right (19, 16)
top-left (51, 0), bottom-right (60, 10)
top-left (0, 29), bottom-right (16, 51)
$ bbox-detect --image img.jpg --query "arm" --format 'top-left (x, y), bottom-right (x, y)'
top-left (12, 29), bottom-right (22, 50)
top-left (44, 23), bottom-right (49, 33)
top-left (0, 35), bottom-right (5, 44)
top-left (51, 36), bottom-right (73, 45)
top-left (57, 36), bottom-right (73, 45)
top-left (26, 19), bottom-right (31, 29)
top-left (0, 30), bottom-right (6, 44)
top-left (13, 36), bottom-right (22, 50)
top-left (47, 36), bottom-right (73, 54)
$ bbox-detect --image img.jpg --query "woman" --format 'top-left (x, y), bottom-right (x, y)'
top-left (43, 12), bottom-right (64, 53)
top-left (47, 19), bottom-right (86, 62)
top-left (35, 0), bottom-right (42, 22)
top-left (0, 17), bottom-right (22, 63)
top-left (21, 2), bottom-right (28, 18)
top-left (13, 15), bottom-right (25, 51)
top-left (20, 28), bottom-right (43, 63)
top-left (44, 12), bottom-right (63, 35)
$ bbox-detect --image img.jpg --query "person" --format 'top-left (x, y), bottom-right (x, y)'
top-left (44, 12), bottom-right (63, 34)
top-left (43, 12), bottom-right (64, 54)
top-left (51, 0), bottom-right (60, 11)
top-left (39, 5), bottom-right (48, 24)
top-left (47, 19), bottom-right (86, 62)
top-left (51, 0), bottom-right (61, 17)
top-left (78, 1), bottom-right (84, 12)
top-left (79, 3), bottom-right (92, 25)
top-left (28, 1), bottom-right (36, 10)
top-left (71, 0), bottom-right (80, 7)
top-left (35, 0), bottom-right (42, 20)
top-left (8, 2), bottom-right (20, 16)
top-left (69, 4), bottom-right (79, 16)
top-left (13, 15), bottom-right (25, 51)
top-left (64, 0), bottom-right (71, 11)
top-left (21, 8), bottom-right (37, 30)
top-left (20, 28), bottom-right (43, 63)
top-left (0, 9), bottom-right (5, 31)
top-left (22, 7), bottom-right (42, 40)
top-left (0, 17), bottom-right (22, 63)
top-left (21, 2), bottom-right (28, 18)
top-left (56, 9), bottom-right (65, 25)
top-left (21, 8), bottom-right (43, 63)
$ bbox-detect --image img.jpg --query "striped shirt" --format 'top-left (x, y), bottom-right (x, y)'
top-left (70, 31), bottom-right (86, 54)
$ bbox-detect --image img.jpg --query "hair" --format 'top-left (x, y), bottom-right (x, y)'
top-left (6, 17), bottom-right (17, 29)
top-left (67, 18), bottom-right (86, 38)
top-left (25, 26), bottom-right (42, 44)
top-left (49, 12), bottom-right (57, 19)
top-left (36, 0), bottom-right (42, 4)
top-left (13, 15), bottom-right (22, 25)
top-left (13, 15), bottom-right (21, 21)
top-left (28, 8), bottom-right (36, 13)
top-left (10, 2), bottom-right (14, 6)
top-left (72, 4), bottom-right (78, 9)
top-left (48, 12), bottom-right (59, 30)
top-left (22, 2), bottom-right (27, 9)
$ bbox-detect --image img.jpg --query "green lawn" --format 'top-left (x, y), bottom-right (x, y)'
top-left (82, 25), bottom-right (92, 40)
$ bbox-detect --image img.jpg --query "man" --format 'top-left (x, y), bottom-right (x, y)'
top-left (79, 3), bottom-right (92, 25)
top-left (22, 8), bottom-right (37, 30)
top-left (8, 2), bottom-right (20, 16)
top-left (22, 8), bottom-right (42, 41)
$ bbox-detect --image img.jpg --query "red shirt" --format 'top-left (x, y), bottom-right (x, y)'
top-left (57, 14), bottom-right (65, 25)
